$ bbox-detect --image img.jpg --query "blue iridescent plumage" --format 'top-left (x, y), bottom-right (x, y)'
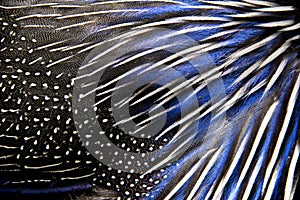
top-left (0, 0), bottom-right (299, 199)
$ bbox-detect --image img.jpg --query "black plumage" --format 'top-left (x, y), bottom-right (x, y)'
top-left (0, 0), bottom-right (299, 199)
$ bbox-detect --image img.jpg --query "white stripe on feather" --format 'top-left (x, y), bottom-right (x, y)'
top-left (186, 148), bottom-right (223, 200)
top-left (223, 33), bottom-right (279, 69)
top-left (23, 24), bottom-right (55, 28)
top-left (262, 74), bottom-right (300, 194)
top-left (263, 56), bottom-right (289, 98)
top-left (164, 148), bottom-right (219, 200)
top-left (56, 9), bottom-right (147, 19)
top-left (24, 162), bottom-right (63, 169)
top-left (256, 20), bottom-right (295, 28)
top-left (16, 14), bottom-right (62, 21)
top-left (165, 16), bottom-right (230, 22)
top-left (45, 55), bottom-right (74, 68)
top-left (264, 162), bottom-right (280, 200)
top-left (228, 101), bottom-right (278, 199)
top-left (242, 156), bottom-right (263, 200)
top-left (0, 3), bottom-right (58, 9)
top-left (0, 145), bottom-right (19, 149)
top-left (280, 22), bottom-right (300, 32)
top-left (91, 0), bottom-right (189, 6)
top-left (61, 42), bottom-right (92, 52)
top-left (285, 142), bottom-right (300, 200)
top-left (228, 12), bottom-right (265, 18)
top-left (35, 40), bottom-right (69, 51)
top-left (231, 36), bottom-right (295, 86)
top-left (254, 6), bottom-right (295, 12)
top-left (199, 0), bottom-right (255, 8)
top-left (212, 115), bottom-right (255, 200)
top-left (199, 29), bottom-right (240, 42)
top-left (61, 173), bottom-right (94, 180)
top-left (51, 4), bottom-right (86, 8)
top-left (241, 0), bottom-right (278, 7)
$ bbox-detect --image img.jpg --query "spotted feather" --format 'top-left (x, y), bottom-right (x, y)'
top-left (0, 0), bottom-right (299, 199)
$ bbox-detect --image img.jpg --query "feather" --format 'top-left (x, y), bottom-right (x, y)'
top-left (0, 0), bottom-right (299, 199)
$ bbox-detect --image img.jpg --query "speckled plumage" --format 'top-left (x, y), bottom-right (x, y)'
top-left (0, 0), bottom-right (299, 200)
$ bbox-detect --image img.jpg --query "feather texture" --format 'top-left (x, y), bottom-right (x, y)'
top-left (0, 0), bottom-right (299, 199)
